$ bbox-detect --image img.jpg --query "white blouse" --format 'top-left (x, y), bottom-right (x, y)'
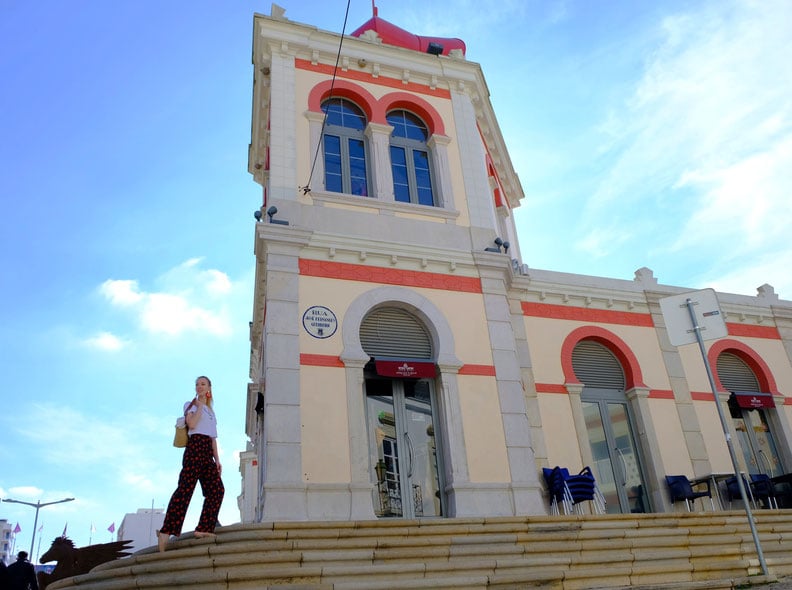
top-left (185, 401), bottom-right (218, 438)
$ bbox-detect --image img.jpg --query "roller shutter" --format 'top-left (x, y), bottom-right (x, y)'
top-left (571, 340), bottom-right (625, 390)
top-left (717, 352), bottom-right (760, 391)
top-left (360, 308), bottom-right (432, 359)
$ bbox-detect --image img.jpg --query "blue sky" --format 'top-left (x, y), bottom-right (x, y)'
top-left (1, 0), bottom-right (790, 559)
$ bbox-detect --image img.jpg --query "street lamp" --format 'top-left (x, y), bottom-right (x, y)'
top-left (2, 497), bottom-right (75, 558)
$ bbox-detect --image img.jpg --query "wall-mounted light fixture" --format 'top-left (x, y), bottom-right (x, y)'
top-left (485, 237), bottom-right (510, 254)
top-left (267, 206), bottom-right (289, 226)
top-left (254, 209), bottom-right (262, 222)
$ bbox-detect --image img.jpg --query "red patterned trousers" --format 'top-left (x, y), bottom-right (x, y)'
top-left (161, 434), bottom-right (224, 535)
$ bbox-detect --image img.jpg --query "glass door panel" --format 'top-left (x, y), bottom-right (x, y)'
top-left (582, 401), bottom-right (619, 513)
top-left (366, 383), bottom-right (403, 517)
top-left (733, 409), bottom-right (783, 476)
top-left (582, 396), bottom-right (648, 514)
top-left (608, 403), bottom-right (647, 514)
top-left (403, 381), bottom-right (441, 517)
top-left (366, 378), bottom-right (443, 518)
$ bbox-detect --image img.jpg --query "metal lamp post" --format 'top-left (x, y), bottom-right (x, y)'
top-left (2, 497), bottom-right (75, 559)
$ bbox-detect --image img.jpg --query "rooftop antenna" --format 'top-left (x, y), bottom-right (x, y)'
top-left (372, 0), bottom-right (377, 16)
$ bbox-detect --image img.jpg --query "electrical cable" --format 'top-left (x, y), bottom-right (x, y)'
top-left (301, 0), bottom-right (353, 195)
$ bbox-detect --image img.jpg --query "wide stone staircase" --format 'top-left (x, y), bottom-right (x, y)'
top-left (49, 511), bottom-right (792, 590)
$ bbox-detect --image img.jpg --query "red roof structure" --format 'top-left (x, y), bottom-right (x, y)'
top-left (350, 8), bottom-right (466, 56)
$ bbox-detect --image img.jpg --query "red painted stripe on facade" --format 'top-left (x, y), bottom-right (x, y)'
top-left (691, 391), bottom-right (716, 402)
top-left (535, 383), bottom-right (568, 394)
top-left (458, 364), bottom-right (496, 376)
top-left (726, 323), bottom-right (781, 339)
top-left (295, 59), bottom-right (451, 99)
top-left (649, 389), bottom-right (675, 400)
top-left (300, 353), bottom-right (344, 367)
top-left (299, 259), bottom-right (483, 293)
top-left (521, 302), bottom-right (653, 327)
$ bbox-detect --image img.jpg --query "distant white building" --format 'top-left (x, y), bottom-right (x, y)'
top-left (1, 519), bottom-right (14, 565)
top-left (117, 509), bottom-right (164, 554)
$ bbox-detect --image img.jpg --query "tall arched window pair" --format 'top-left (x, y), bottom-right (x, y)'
top-left (322, 98), bottom-right (435, 206)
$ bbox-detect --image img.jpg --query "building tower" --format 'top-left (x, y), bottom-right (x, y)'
top-left (240, 6), bottom-right (792, 524)
top-left (240, 5), bottom-right (546, 522)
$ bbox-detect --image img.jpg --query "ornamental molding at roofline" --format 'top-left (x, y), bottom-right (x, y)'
top-left (301, 241), bottom-right (479, 277)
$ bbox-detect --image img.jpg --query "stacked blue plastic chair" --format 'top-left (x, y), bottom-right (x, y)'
top-left (542, 466), bottom-right (569, 515)
top-left (543, 466), bottom-right (606, 515)
top-left (564, 466), bottom-right (607, 514)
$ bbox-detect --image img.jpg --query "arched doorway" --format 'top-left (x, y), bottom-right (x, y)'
top-left (719, 352), bottom-right (785, 477)
top-left (573, 340), bottom-right (649, 514)
top-left (361, 307), bottom-right (445, 518)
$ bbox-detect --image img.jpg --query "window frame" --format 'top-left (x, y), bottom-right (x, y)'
top-left (321, 98), bottom-right (371, 197)
top-left (387, 110), bottom-right (438, 207)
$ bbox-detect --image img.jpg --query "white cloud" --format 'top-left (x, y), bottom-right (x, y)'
top-left (100, 279), bottom-right (143, 306)
top-left (7, 486), bottom-right (44, 498)
top-left (578, 0), bottom-right (792, 292)
top-left (83, 331), bottom-right (126, 352)
top-left (204, 269), bottom-right (232, 295)
top-left (98, 260), bottom-right (236, 338)
top-left (671, 136), bottom-right (792, 253)
top-left (140, 292), bottom-right (231, 336)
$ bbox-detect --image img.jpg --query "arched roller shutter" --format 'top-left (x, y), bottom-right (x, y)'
top-left (360, 307), bottom-right (433, 359)
top-left (571, 340), bottom-right (625, 390)
top-left (717, 352), bottom-right (760, 391)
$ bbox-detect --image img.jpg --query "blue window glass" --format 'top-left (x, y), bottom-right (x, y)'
top-left (321, 98), bottom-right (369, 195)
top-left (349, 139), bottom-right (368, 196)
top-left (413, 150), bottom-right (434, 206)
top-left (324, 99), bottom-right (366, 130)
top-left (323, 135), bottom-right (343, 193)
top-left (386, 110), bottom-right (436, 206)
top-left (390, 146), bottom-right (410, 202)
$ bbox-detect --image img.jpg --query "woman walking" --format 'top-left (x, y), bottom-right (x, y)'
top-left (158, 375), bottom-right (224, 552)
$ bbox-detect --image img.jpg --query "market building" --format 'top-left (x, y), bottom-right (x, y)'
top-left (237, 5), bottom-right (792, 523)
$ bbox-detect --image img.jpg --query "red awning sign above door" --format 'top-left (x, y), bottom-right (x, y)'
top-left (375, 360), bottom-right (436, 379)
top-left (733, 392), bottom-right (776, 409)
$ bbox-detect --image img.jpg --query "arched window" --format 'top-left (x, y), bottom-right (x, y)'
top-left (322, 98), bottom-right (369, 196)
top-left (387, 110), bottom-right (435, 206)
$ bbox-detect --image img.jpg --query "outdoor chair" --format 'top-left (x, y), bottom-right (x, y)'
top-left (665, 475), bottom-right (715, 511)
top-left (725, 475), bottom-right (755, 508)
top-left (750, 473), bottom-right (778, 509)
top-left (544, 466), bottom-right (606, 515)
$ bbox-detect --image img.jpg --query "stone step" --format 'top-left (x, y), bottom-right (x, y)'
top-left (47, 512), bottom-right (792, 590)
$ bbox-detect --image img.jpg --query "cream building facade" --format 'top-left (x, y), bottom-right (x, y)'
top-left (238, 6), bottom-right (792, 523)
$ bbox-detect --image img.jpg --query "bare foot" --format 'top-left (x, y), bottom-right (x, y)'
top-left (157, 530), bottom-right (169, 553)
top-left (194, 531), bottom-right (217, 539)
